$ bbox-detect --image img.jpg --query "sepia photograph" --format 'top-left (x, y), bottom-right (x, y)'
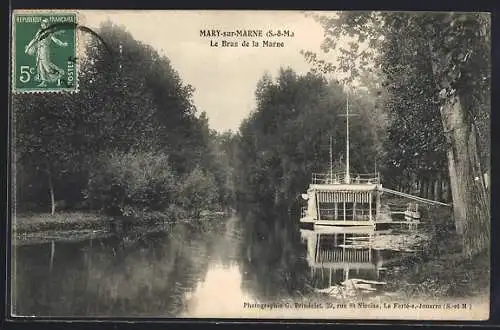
top-left (10, 10), bottom-right (490, 320)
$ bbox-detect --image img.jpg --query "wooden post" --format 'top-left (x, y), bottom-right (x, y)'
top-left (343, 201), bottom-right (346, 222)
top-left (316, 192), bottom-right (321, 221)
top-left (369, 192), bottom-right (373, 222)
top-left (315, 233), bottom-right (320, 262)
top-left (334, 200), bottom-right (338, 220)
top-left (343, 233), bottom-right (346, 261)
top-left (376, 191), bottom-right (381, 222)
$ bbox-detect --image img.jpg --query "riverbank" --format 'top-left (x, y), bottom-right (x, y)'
top-left (385, 205), bottom-right (490, 301)
top-left (14, 212), bottom-right (104, 233)
top-left (13, 210), bottom-right (227, 246)
top-left (385, 231), bottom-right (490, 300)
top-left (14, 212), bottom-right (108, 246)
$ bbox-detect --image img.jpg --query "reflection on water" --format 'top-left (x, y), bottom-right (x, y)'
top-left (13, 219), bottom-right (227, 317)
top-left (238, 209), bottom-right (313, 302)
top-left (183, 263), bottom-right (254, 317)
top-left (13, 211), bottom-right (416, 317)
top-left (300, 226), bottom-right (388, 300)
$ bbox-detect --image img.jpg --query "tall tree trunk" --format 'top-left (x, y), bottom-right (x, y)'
top-left (433, 176), bottom-right (439, 201)
top-left (437, 172), bottom-right (443, 202)
top-left (419, 177), bottom-right (426, 198)
top-left (438, 95), bottom-right (490, 257)
top-left (48, 171), bottom-right (56, 216)
top-left (428, 40), bottom-right (490, 258)
top-left (426, 177), bottom-right (430, 200)
top-left (446, 177), bottom-right (452, 203)
top-left (427, 176), bottom-right (432, 200)
top-left (424, 178), bottom-right (428, 198)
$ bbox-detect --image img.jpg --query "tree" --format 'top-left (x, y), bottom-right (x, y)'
top-left (208, 130), bottom-right (239, 211)
top-left (13, 93), bottom-right (82, 214)
top-left (85, 152), bottom-right (178, 215)
top-left (236, 68), bottom-right (385, 217)
top-left (377, 16), bottom-right (448, 198)
top-left (177, 167), bottom-right (219, 218)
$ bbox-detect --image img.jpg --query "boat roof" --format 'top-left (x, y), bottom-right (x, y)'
top-left (308, 183), bottom-right (380, 192)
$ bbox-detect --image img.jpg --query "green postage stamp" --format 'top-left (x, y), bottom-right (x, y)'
top-left (12, 12), bottom-right (78, 93)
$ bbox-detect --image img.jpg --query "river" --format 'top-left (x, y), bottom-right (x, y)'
top-left (12, 211), bottom-right (437, 318)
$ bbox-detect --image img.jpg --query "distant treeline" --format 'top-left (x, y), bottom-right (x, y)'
top-left (233, 68), bottom-right (385, 213)
top-left (13, 21), bottom-right (234, 219)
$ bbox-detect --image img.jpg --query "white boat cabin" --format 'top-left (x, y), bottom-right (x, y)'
top-left (300, 171), bottom-right (382, 227)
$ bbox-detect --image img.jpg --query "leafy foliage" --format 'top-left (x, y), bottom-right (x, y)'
top-left (85, 152), bottom-right (177, 216)
top-left (208, 131), bottom-right (239, 210)
top-left (177, 167), bottom-right (219, 217)
top-left (236, 68), bottom-right (386, 213)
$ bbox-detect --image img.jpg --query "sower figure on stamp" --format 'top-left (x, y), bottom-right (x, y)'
top-left (24, 18), bottom-right (68, 87)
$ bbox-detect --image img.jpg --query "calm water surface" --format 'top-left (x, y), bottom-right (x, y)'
top-left (13, 212), bottom-right (422, 317)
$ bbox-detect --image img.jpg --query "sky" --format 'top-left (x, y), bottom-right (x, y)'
top-left (79, 10), bottom-right (336, 132)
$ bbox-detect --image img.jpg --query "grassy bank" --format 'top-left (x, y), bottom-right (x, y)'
top-left (385, 206), bottom-right (490, 300)
top-left (14, 212), bottom-right (110, 246)
top-left (13, 209), bottom-right (226, 246)
top-left (14, 212), bottom-right (105, 233)
top-left (385, 231), bottom-right (490, 300)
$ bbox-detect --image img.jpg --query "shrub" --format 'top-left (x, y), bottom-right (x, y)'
top-left (85, 151), bottom-right (178, 216)
top-left (177, 166), bottom-right (219, 218)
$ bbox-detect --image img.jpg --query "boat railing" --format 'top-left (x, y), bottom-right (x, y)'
top-left (301, 206), bottom-right (308, 218)
top-left (318, 249), bottom-right (371, 263)
top-left (312, 172), bottom-right (380, 185)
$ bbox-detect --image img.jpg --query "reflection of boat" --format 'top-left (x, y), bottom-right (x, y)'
top-left (300, 226), bottom-right (387, 295)
top-left (299, 95), bottom-right (383, 229)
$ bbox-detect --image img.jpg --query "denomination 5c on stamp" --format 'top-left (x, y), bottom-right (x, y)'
top-left (12, 12), bottom-right (78, 93)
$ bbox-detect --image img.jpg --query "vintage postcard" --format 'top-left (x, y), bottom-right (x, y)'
top-left (9, 10), bottom-right (490, 321)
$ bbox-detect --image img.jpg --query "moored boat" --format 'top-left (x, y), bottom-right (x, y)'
top-left (299, 93), bottom-right (382, 229)
top-left (299, 171), bottom-right (382, 228)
